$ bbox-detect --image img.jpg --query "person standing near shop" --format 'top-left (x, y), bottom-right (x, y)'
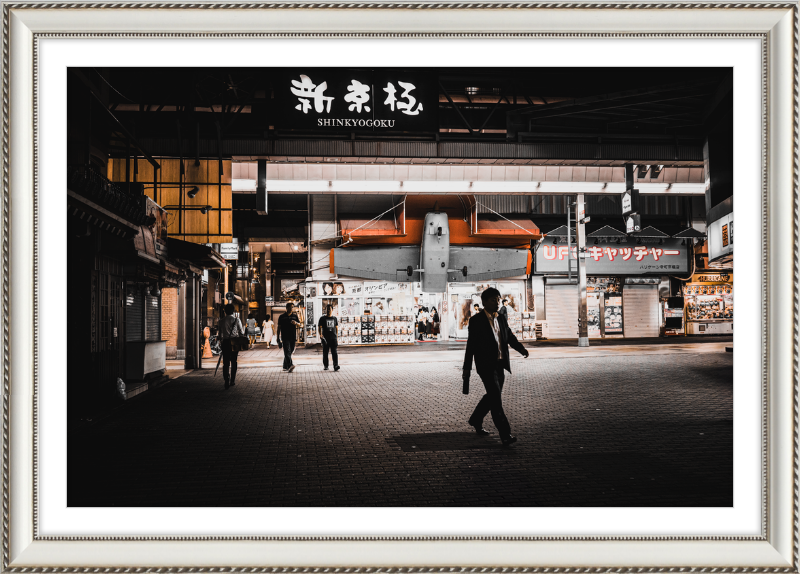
top-left (218, 303), bottom-right (245, 389)
top-left (417, 312), bottom-right (427, 342)
top-left (431, 306), bottom-right (440, 340)
top-left (462, 287), bottom-right (529, 447)
top-left (277, 302), bottom-right (301, 373)
top-left (318, 305), bottom-right (340, 372)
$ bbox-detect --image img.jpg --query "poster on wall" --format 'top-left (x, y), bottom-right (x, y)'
top-left (340, 298), bottom-right (361, 316)
top-left (363, 281), bottom-right (413, 296)
top-left (605, 295), bottom-right (623, 334)
top-left (306, 298), bottom-right (315, 327)
top-left (587, 294), bottom-right (601, 337)
top-left (386, 294), bottom-right (413, 315)
top-left (321, 281), bottom-right (347, 296)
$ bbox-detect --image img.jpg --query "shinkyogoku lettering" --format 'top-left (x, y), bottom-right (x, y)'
top-left (317, 118), bottom-right (396, 128)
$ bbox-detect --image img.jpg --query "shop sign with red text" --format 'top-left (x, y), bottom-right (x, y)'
top-left (535, 238), bottom-right (689, 275)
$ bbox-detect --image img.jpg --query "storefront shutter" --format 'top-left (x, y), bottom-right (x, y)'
top-left (622, 285), bottom-right (659, 337)
top-left (126, 285), bottom-right (143, 342)
top-left (544, 283), bottom-right (578, 339)
top-left (145, 294), bottom-right (162, 341)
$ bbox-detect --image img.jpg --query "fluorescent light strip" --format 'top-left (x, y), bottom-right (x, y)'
top-left (264, 180), bottom-right (705, 195)
top-left (232, 178), bottom-right (257, 191)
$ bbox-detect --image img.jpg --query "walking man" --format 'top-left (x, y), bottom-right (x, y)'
top-left (462, 287), bottom-right (529, 446)
top-left (277, 302), bottom-right (301, 372)
top-left (498, 298), bottom-right (509, 320)
top-left (218, 303), bottom-right (244, 389)
top-left (318, 305), bottom-right (340, 371)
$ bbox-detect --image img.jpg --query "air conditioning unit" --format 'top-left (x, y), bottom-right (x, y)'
top-left (534, 321), bottom-right (549, 340)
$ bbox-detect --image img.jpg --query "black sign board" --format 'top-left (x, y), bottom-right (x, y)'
top-left (272, 69), bottom-right (438, 133)
top-left (625, 213), bottom-right (642, 233)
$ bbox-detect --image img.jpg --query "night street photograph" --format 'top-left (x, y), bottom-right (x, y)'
top-left (66, 66), bottom-right (733, 507)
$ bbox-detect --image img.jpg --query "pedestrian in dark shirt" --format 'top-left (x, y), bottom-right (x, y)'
top-left (498, 298), bottom-right (509, 320)
top-left (463, 288), bottom-right (529, 447)
top-left (318, 305), bottom-right (340, 371)
top-left (217, 303), bottom-right (244, 389)
top-left (431, 306), bottom-right (440, 339)
top-left (277, 302), bottom-right (301, 372)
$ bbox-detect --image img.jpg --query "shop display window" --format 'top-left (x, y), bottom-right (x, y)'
top-left (684, 283), bottom-right (733, 322)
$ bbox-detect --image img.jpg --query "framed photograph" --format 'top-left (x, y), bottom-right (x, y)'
top-left (4, 1), bottom-right (797, 571)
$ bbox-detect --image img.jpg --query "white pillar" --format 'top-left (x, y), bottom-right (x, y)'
top-left (576, 194), bottom-right (589, 347)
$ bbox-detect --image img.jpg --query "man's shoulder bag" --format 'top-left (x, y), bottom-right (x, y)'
top-left (230, 321), bottom-right (250, 352)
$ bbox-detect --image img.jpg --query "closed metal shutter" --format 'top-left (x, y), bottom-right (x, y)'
top-left (545, 283), bottom-right (578, 339)
top-left (126, 284), bottom-right (143, 342)
top-left (146, 294), bottom-right (162, 341)
top-left (476, 195), bottom-right (530, 214)
top-left (623, 285), bottom-right (659, 337)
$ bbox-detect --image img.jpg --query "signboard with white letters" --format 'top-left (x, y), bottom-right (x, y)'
top-left (707, 212), bottom-right (733, 262)
top-left (535, 237), bottom-right (689, 275)
top-left (273, 69), bottom-right (438, 132)
top-left (621, 191), bottom-right (632, 215)
top-left (219, 243), bottom-right (238, 260)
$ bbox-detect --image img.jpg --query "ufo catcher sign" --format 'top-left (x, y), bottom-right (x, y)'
top-left (535, 238), bottom-right (690, 274)
top-left (272, 69), bottom-right (438, 132)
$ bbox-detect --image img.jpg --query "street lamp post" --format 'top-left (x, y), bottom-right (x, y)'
top-left (576, 194), bottom-right (589, 347)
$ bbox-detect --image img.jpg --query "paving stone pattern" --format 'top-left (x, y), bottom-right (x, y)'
top-left (68, 352), bottom-right (733, 507)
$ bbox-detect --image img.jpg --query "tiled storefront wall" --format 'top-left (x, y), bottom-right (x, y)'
top-left (162, 287), bottom-right (179, 358)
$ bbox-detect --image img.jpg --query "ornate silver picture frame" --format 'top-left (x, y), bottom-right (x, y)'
top-left (2, 1), bottom-right (797, 570)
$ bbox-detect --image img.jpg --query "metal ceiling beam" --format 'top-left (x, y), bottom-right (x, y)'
top-left (511, 79), bottom-right (718, 116)
top-left (439, 81), bottom-right (475, 135)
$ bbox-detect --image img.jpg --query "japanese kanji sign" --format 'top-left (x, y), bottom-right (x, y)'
top-left (535, 238), bottom-right (689, 275)
top-left (273, 69), bottom-right (438, 132)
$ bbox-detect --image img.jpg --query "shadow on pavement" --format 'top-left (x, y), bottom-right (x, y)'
top-left (389, 432), bottom-right (505, 451)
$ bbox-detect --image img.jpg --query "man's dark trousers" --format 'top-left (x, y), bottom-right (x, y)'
top-left (468, 365), bottom-right (510, 438)
top-left (221, 339), bottom-right (239, 385)
top-left (322, 339), bottom-right (338, 369)
top-left (282, 340), bottom-right (296, 370)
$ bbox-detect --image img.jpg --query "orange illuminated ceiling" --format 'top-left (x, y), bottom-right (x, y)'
top-left (339, 195), bottom-right (539, 248)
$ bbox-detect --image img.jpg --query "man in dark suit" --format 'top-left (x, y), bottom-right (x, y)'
top-left (462, 287), bottom-right (529, 446)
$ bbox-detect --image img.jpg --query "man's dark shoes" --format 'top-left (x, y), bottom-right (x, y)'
top-left (224, 381), bottom-right (230, 389)
top-left (324, 367), bottom-right (329, 370)
top-left (470, 423), bottom-right (490, 436)
top-left (334, 366), bottom-right (340, 371)
top-left (501, 435), bottom-right (518, 447)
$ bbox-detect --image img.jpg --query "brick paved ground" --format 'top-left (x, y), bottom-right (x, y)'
top-left (68, 348), bottom-right (732, 507)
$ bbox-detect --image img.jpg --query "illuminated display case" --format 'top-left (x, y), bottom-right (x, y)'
top-left (305, 281), bottom-right (417, 345)
top-left (683, 279), bottom-right (733, 335)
